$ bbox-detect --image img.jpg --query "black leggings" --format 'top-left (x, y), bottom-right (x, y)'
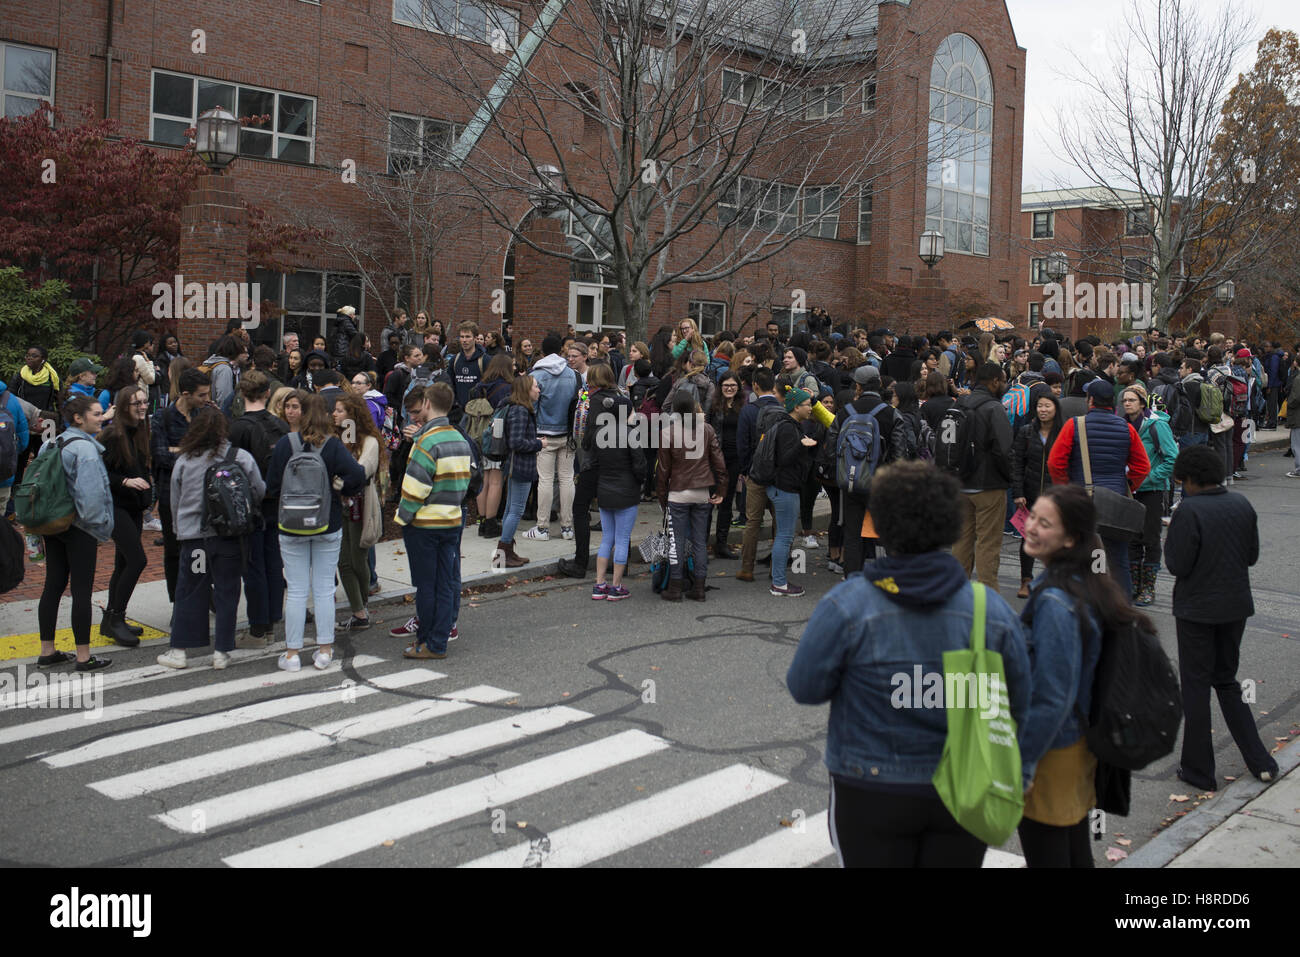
top-left (714, 455), bottom-right (739, 544)
top-left (800, 478), bottom-right (843, 548)
top-left (158, 487), bottom-right (180, 603)
top-left (829, 779), bottom-right (986, 867)
top-left (1128, 489), bottom-right (1165, 566)
top-left (1017, 817), bottom-right (1095, 868)
top-left (108, 506), bottom-right (147, 614)
top-left (39, 526), bottom-right (98, 646)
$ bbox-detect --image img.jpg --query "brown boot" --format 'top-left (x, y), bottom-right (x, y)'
top-left (495, 541), bottom-right (529, 568)
top-left (688, 577), bottom-right (707, 602)
top-left (1016, 578), bottom-right (1031, 599)
top-left (660, 578), bottom-right (683, 602)
top-left (735, 569), bottom-right (755, 582)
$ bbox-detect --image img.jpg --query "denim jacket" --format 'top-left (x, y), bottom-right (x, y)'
top-left (787, 574), bottom-right (1031, 787)
top-left (1018, 577), bottom-right (1102, 774)
top-left (40, 426), bottom-right (114, 542)
top-left (531, 353), bottom-right (578, 436)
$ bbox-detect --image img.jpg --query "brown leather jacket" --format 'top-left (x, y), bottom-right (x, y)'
top-left (657, 418), bottom-right (728, 506)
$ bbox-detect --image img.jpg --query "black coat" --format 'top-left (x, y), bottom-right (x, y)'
top-left (581, 389), bottom-right (645, 509)
top-left (1011, 420), bottom-right (1060, 503)
top-left (1164, 486), bottom-right (1258, 623)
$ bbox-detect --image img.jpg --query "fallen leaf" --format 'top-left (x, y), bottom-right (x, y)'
top-left (1260, 711), bottom-right (1270, 716)
top-left (382, 840), bottom-right (395, 847)
top-left (1170, 794), bottom-right (1190, 802)
top-left (504, 699), bottom-right (519, 706)
top-left (561, 692), bottom-right (570, 697)
top-left (1105, 847), bottom-right (1128, 862)
top-left (1224, 776), bottom-right (1237, 782)
top-left (1174, 810), bottom-right (1188, 817)
top-left (634, 785), bottom-right (645, 791)
top-left (650, 665), bottom-right (661, 671)
top-left (779, 818), bottom-right (794, 828)
top-left (516, 821), bottom-right (527, 828)
top-left (1116, 838), bottom-right (1132, 846)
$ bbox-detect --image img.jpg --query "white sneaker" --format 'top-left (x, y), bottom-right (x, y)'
top-left (802, 535), bottom-right (819, 549)
top-left (212, 650), bottom-right (230, 670)
top-left (157, 648), bottom-right (187, 670)
top-left (142, 517), bottom-right (163, 532)
top-left (277, 652), bottom-right (302, 672)
top-left (1287, 470), bottom-right (1300, 478)
top-left (312, 648), bottom-right (334, 670)
top-left (561, 526), bottom-right (574, 540)
top-left (523, 525), bottom-right (550, 541)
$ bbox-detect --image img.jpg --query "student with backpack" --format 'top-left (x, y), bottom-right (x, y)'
top-left (155, 407), bottom-right (264, 670)
top-left (735, 368), bottom-right (783, 582)
top-left (752, 388), bottom-right (817, 598)
top-left (1175, 355), bottom-right (1216, 449)
top-left (581, 363), bottom-right (644, 601)
top-left (199, 335), bottom-right (245, 415)
top-left (0, 373), bottom-right (31, 518)
top-left (330, 391), bottom-right (385, 631)
top-left (265, 392), bottom-right (366, 671)
top-left (494, 375), bottom-right (544, 569)
top-left (465, 355), bottom-right (514, 539)
top-left (229, 372), bottom-right (290, 646)
top-left (25, 395), bottom-right (115, 672)
top-left (1017, 484), bottom-right (1142, 867)
top-left (787, 462), bottom-right (1030, 867)
top-left (97, 386), bottom-right (152, 647)
top-left (1165, 445), bottom-right (1279, 790)
top-left (1121, 385), bottom-right (1176, 606)
top-left (150, 368), bottom-right (212, 602)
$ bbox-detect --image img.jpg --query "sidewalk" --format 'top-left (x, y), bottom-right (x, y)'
top-left (1248, 425), bottom-right (1290, 452)
top-left (0, 495), bottom-right (833, 662)
top-left (1121, 737), bottom-right (1300, 867)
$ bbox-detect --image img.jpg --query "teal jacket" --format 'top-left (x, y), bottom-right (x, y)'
top-left (1132, 409), bottom-right (1176, 492)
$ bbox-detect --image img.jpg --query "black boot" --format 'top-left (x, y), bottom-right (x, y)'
top-left (119, 611), bottom-right (144, 636)
top-left (100, 607), bottom-right (140, 648)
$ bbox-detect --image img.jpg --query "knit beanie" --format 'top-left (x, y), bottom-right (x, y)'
top-left (785, 388), bottom-right (812, 412)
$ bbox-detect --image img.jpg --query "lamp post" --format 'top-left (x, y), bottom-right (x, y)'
top-left (193, 107), bottom-right (240, 173)
top-left (918, 229), bottom-right (945, 270)
top-left (1216, 280), bottom-right (1235, 306)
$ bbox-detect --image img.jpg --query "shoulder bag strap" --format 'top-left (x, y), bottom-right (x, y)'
top-left (1076, 416), bottom-right (1093, 492)
top-left (970, 582), bottom-right (987, 653)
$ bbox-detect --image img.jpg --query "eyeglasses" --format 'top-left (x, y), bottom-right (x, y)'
top-left (130, 400), bottom-right (149, 407)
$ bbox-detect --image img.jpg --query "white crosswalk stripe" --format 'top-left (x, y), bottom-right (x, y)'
top-left (462, 764), bottom-right (786, 868)
top-left (703, 811), bottom-right (834, 868)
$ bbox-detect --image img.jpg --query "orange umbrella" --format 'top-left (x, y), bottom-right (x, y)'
top-left (959, 317), bottom-right (1016, 332)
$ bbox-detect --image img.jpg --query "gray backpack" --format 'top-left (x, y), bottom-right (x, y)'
top-left (277, 433), bottom-right (332, 535)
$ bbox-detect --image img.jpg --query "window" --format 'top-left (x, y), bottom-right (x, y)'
top-left (802, 186), bottom-right (841, 239)
top-left (861, 75), bottom-right (877, 113)
top-left (150, 71), bottom-right (315, 162)
top-left (722, 68), bottom-right (753, 105)
top-left (804, 85), bottom-right (843, 120)
top-left (1123, 257), bottom-right (1150, 285)
top-left (720, 177), bottom-right (797, 232)
top-left (688, 301), bottom-right (727, 336)
top-left (769, 305), bottom-right (806, 337)
top-left (1, 42), bottom-right (54, 118)
top-left (1028, 302), bottom-right (1041, 328)
top-left (252, 268), bottom-right (363, 349)
top-left (395, 275), bottom-right (412, 313)
top-left (394, 0), bottom-right (519, 47)
top-left (926, 34), bottom-right (993, 256)
top-left (388, 113), bottom-right (461, 173)
top-left (1030, 258), bottom-right (1049, 285)
top-left (1125, 207), bottom-right (1149, 237)
top-left (1032, 210), bottom-right (1053, 239)
top-left (722, 69), bottom-right (797, 112)
top-left (857, 185), bottom-right (872, 244)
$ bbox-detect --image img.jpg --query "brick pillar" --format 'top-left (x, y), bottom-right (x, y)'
top-left (176, 172), bottom-right (249, 353)
top-left (911, 267), bottom-right (949, 329)
top-left (513, 214), bottom-right (570, 350)
top-left (1208, 307), bottom-right (1239, 339)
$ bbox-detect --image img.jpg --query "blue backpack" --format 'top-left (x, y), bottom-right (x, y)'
top-left (834, 403), bottom-right (887, 495)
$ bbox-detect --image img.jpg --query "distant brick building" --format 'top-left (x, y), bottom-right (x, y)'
top-left (2, 0), bottom-right (1030, 351)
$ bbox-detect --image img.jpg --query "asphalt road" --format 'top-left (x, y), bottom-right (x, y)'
top-left (0, 447), bottom-right (1295, 868)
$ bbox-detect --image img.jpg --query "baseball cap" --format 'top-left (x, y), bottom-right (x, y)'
top-left (68, 358), bottom-right (104, 377)
top-left (1235, 348), bottom-right (1252, 359)
top-left (1084, 378), bottom-right (1114, 404)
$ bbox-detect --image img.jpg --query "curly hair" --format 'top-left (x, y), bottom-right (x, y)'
top-left (868, 462), bottom-right (962, 554)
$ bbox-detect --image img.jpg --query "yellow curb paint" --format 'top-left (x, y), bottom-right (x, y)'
top-left (0, 622), bottom-right (168, 662)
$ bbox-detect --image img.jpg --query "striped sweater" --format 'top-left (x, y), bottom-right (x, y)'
top-left (395, 417), bottom-right (471, 528)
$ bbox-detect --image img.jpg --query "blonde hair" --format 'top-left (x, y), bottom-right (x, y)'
top-left (268, 386), bottom-right (294, 418)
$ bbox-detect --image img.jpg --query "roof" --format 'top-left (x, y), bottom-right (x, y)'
top-left (1021, 187), bottom-right (1148, 212)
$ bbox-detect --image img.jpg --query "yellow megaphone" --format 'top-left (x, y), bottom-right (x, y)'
top-left (811, 399), bottom-right (835, 429)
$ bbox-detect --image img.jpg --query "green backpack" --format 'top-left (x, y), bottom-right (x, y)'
top-left (931, 582), bottom-right (1024, 846)
top-left (1196, 380), bottom-right (1223, 424)
top-left (14, 435), bottom-right (90, 536)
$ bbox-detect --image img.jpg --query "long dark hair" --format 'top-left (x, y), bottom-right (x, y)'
top-left (347, 332), bottom-right (367, 361)
top-left (712, 371), bottom-right (744, 417)
top-left (177, 406), bottom-right (228, 458)
top-left (103, 356), bottom-right (137, 397)
top-left (100, 385), bottom-right (151, 472)
top-left (1035, 485), bottom-right (1154, 633)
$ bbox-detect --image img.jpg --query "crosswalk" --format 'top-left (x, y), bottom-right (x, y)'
top-left (0, 652), bottom-right (1024, 868)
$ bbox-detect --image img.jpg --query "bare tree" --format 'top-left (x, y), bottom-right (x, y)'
top-left (1048, 0), bottom-right (1300, 332)
top-left (378, 0), bottom-right (953, 344)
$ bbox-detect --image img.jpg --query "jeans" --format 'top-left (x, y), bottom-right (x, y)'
top-left (953, 489), bottom-right (1005, 591)
top-left (597, 504), bottom-right (638, 565)
top-left (500, 472), bottom-right (532, 544)
top-left (535, 435), bottom-right (574, 528)
top-left (1101, 534), bottom-right (1132, 597)
top-left (668, 501), bottom-right (711, 582)
top-left (39, 526), bottom-right (97, 646)
top-left (1177, 431), bottom-right (1208, 450)
top-left (1176, 618), bottom-right (1278, 784)
top-left (108, 506), bottom-right (147, 614)
top-left (279, 529), bottom-right (343, 649)
top-left (403, 524), bottom-right (460, 654)
top-left (766, 486), bottom-right (799, 587)
top-left (242, 510), bottom-right (284, 631)
top-left (171, 537), bottom-right (243, 652)
top-left (1292, 427), bottom-right (1300, 462)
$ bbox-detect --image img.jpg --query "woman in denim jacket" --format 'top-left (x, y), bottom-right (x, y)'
top-left (35, 395), bottom-right (115, 672)
top-left (1018, 484), bottom-right (1154, 867)
top-left (787, 462), bottom-right (1031, 867)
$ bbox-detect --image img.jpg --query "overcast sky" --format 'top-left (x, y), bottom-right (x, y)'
top-left (1004, 0), bottom-right (1300, 192)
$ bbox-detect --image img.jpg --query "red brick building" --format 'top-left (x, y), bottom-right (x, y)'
top-left (1, 0), bottom-right (1029, 350)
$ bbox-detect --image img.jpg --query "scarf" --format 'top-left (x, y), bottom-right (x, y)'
top-left (20, 363), bottom-right (59, 390)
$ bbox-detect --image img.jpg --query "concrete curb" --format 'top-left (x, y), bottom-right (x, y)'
top-left (1118, 737), bottom-right (1300, 868)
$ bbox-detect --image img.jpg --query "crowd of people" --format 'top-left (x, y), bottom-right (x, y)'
top-left (3, 305), bottom-right (1290, 867)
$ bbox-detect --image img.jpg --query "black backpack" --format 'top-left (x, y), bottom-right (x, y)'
top-left (1085, 618), bottom-right (1182, 771)
top-left (238, 411), bottom-right (289, 481)
top-left (933, 403), bottom-right (978, 480)
top-left (456, 423), bottom-right (484, 505)
top-left (0, 518), bottom-right (25, 594)
top-left (747, 405), bottom-right (791, 486)
top-left (201, 445), bottom-right (261, 538)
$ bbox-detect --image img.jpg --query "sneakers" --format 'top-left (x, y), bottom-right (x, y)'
top-left (801, 535), bottom-right (819, 549)
top-left (277, 652), bottom-right (302, 672)
top-left (592, 582), bottom-right (609, 600)
top-left (389, 616), bottom-right (419, 637)
top-left (142, 517), bottom-right (163, 532)
top-left (1287, 470), bottom-right (1300, 478)
top-left (74, 655), bottom-right (113, 673)
top-left (25, 534), bottom-right (43, 562)
top-left (312, 648), bottom-right (334, 670)
top-left (561, 526), bottom-right (574, 540)
top-left (212, 650), bottom-right (231, 671)
top-left (827, 559), bottom-right (844, 575)
top-left (731, 517), bottom-right (746, 528)
top-left (770, 583), bottom-right (805, 598)
top-left (369, 581), bottom-right (382, 596)
top-left (235, 630), bottom-right (268, 650)
top-left (522, 525), bottom-right (550, 541)
top-left (449, 625), bottom-right (459, 642)
top-left (337, 615), bottom-right (371, 631)
top-left (605, 585), bottom-right (630, 602)
top-left (157, 648), bottom-right (188, 670)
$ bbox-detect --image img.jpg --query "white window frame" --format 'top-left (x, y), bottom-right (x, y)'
top-left (259, 268), bottom-right (365, 345)
top-left (1028, 302), bottom-right (1041, 327)
top-left (688, 300), bottom-right (727, 336)
top-left (149, 70), bottom-right (316, 163)
top-left (802, 185), bottom-right (841, 239)
top-left (1032, 210), bottom-right (1054, 239)
top-left (857, 185), bottom-right (873, 244)
top-left (722, 68), bottom-right (753, 105)
top-left (388, 112), bottom-right (462, 173)
top-left (392, 0), bottom-right (519, 48)
top-left (1, 42), bottom-right (55, 120)
top-left (1030, 258), bottom-right (1049, 285)
top-left (804, 85), bottom-right (843, 120)
top-left (1125, 207), bottom-right (1149, 237)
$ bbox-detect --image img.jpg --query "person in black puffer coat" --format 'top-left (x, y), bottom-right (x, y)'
top-left (707, 372), bottom-right (745, 558)
top-left (581, 365), bottom-right (645, 600)
top-left (98, 385), bottom-right (153, 647)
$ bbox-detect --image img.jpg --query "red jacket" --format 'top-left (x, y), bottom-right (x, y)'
top-left (1048, 412), bottom-right (1150, 493)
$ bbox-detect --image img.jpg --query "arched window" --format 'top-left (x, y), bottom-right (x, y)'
top-left (927, 34), bottom-right (992, 256)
